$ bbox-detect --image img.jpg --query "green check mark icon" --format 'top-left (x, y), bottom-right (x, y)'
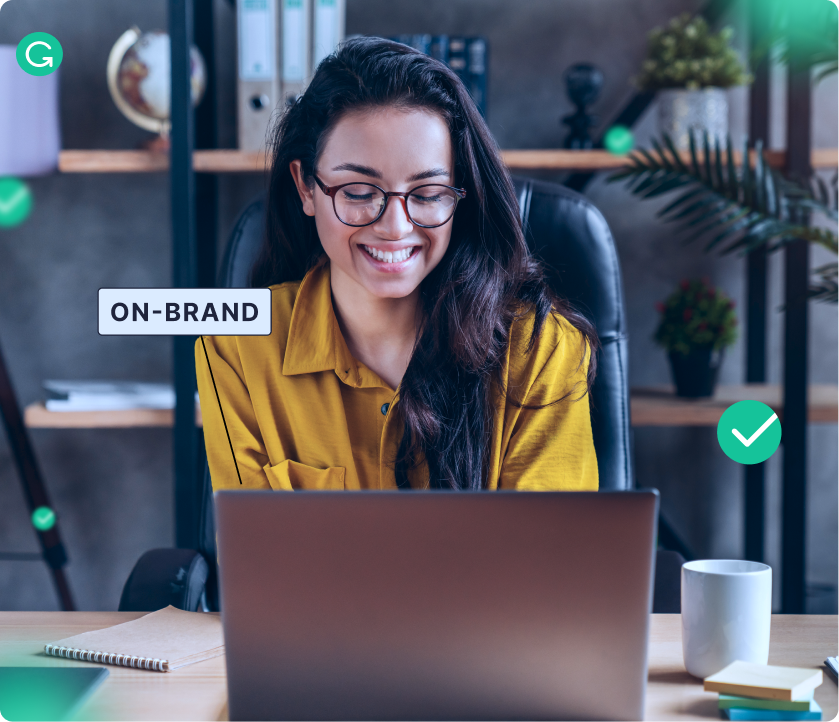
top-left (717, 400), bottom-right (782, 464)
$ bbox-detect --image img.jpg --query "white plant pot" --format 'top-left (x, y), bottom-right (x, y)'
top-left (657, 87), bottom-right (728, 151)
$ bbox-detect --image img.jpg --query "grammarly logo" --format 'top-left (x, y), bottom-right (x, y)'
top-left (16, 32), bottom-right (63, 76)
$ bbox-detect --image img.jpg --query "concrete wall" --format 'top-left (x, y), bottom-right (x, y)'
top-left (0, 0), bottom-right (835, 611)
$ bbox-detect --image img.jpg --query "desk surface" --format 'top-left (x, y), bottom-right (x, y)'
top-left (0, 612), bottom-right (835, 721)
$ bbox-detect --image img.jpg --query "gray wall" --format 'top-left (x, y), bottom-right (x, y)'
top-left (0, 0), bottom-right (835, 611)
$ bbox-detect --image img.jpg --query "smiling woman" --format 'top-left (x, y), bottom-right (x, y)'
top-left (195, 36), bottom-right (600, 492)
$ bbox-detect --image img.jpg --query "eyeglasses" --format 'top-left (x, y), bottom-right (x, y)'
top-left (313, 175), bottom-right (467, 228)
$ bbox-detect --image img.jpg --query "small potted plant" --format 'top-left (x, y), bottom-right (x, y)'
top-left (655, 278), bottom-right (738, 398)
top-left (635, 14), bottom-right (751, 149)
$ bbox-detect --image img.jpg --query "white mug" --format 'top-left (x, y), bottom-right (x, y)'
top-left (681, 559), bottom-right (772, 679)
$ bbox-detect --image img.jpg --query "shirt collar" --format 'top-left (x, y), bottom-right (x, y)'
top-left (282, 260), bottom-right (392, 391)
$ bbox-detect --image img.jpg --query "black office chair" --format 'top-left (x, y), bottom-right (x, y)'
top-left (119, 177), bottom-right (683, 614)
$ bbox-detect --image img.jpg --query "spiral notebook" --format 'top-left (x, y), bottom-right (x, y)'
top-left (44, 606), bottom-right (224, 672)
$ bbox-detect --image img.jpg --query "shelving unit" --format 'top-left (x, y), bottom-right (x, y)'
top-left (57, 148), bottom-right (838, 174)
top-left (23, 384), bottom-right (839, 429)
top-left (16, 0), bottom-right (826, 613)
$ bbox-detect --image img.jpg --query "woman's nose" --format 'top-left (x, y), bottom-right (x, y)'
top-left (374, 196), bottom-right (414, 238)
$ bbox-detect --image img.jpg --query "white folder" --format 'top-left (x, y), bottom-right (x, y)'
top-left (311, 0), bottom-right (345, 72)
top-left (237, 0), bottom-right (281, 151)
top-left (282, 0), bottom-right (312, 104)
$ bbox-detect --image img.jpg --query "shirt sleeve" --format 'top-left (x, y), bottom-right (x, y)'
top-left (498, 320), bottom-right (599, 491)
top-left (195, 334), bottom-right (271, 491)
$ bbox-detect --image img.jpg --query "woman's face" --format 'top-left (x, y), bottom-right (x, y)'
top-left (292, 107), bottom-right (456, 301)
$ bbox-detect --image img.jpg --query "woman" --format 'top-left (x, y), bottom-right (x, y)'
top-left (195, 36), bottom-right (599, 492)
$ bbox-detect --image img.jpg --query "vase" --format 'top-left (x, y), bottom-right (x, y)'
top-left (657, 87), bottom-right (728, 151)
top-left (668, 346), bottom-right (724, 398)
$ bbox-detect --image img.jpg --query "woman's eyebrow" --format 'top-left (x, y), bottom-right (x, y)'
top-left (331, 162), bottom-right (382, 178)
top-left (407, 167), bottom-right (450, 182)
top-left (329, 163), bottom-right (450, 182)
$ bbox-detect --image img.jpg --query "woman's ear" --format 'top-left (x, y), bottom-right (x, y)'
top-left (290, 160), bottom-right (316, 216)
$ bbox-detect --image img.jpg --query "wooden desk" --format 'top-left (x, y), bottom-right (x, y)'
top-left (0, 613), bottom-right (835, 720)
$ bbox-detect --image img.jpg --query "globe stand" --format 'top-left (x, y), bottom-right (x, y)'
top-left (140, 134), bottom-right (171, 153)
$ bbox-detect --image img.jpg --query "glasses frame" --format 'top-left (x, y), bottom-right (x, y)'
top-left (313, 175), bottom-right (467, 228)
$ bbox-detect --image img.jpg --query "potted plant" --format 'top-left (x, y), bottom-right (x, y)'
top-left (635, 14), bottom-right (751, 150)
top-left (655, 278), bottom-right (738, 398)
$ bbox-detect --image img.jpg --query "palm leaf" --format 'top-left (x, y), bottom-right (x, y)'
top-left (607, 131), bottom-right (837, 302)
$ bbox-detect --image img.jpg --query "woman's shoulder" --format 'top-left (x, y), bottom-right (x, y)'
top-left (506, 304), bottom-right (592, 394)
top-left (269, 279), bottom-right (304, 319)
top-left (509, 304), bottom-right (590, 360)
top-left (204, 280), bottom-right (304, 361)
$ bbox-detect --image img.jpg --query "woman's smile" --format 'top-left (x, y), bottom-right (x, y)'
top-left (359, 243), bottom-right (422, 271)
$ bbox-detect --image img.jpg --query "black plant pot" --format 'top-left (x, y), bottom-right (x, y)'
top-left (668, 347), bottom-right (724, 398)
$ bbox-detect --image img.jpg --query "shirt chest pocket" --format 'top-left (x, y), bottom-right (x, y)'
top-left (263, 459), bottom-right (346, 491)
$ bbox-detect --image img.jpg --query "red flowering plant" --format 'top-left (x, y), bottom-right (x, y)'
top-left (654, 278), bottom-right (738, 356)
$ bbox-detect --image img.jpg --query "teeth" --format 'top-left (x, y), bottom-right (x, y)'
top-left (363, 246), bottom-right (415, 263)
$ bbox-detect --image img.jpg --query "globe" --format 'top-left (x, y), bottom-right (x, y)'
top-left (107, 27), bottom-right (206, 140)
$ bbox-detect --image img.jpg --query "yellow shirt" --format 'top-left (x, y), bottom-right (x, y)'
top-left (195, 261), bottom-right (598, 492)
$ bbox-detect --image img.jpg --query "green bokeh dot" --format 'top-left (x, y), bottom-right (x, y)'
top-left (31, 506), bottom-right (56, 531)
top-left (603, 124), bottom-right (635, 155)
top-left (0, 178), bottom-right (33, 228)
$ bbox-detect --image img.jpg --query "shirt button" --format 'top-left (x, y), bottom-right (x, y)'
top-left (381, 403), bottom-right (390, 416)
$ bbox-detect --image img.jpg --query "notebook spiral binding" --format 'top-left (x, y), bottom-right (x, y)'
top-left (45, 643), bottom-right (170, 672)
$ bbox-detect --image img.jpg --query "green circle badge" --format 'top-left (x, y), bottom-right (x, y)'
top-left (16, 32), bottom-right (63, 76)
top-left (0, 178), bottom-right (33, 227)
top-left (717, 400), bottom-right (782, 465)
top-left (31, 506), bottom-right (56, 532)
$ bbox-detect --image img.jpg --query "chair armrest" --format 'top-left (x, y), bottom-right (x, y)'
top-left (118, 548), bottom-right (209, 612)
top-left (652, 549), bottom-right (686, 614)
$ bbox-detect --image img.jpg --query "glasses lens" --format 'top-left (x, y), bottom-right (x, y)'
top-left (333, 184), bottom-right (386, 226)
top-left (407, 186), bottom-right (459, 227)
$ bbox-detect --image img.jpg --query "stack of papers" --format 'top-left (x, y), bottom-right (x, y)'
top-left (43, 381), bottom-right (199, 411)
top-left (705, 661), bottom-right (824, 720)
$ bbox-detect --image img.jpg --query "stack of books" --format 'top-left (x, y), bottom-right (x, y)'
top-left (43, 381), bottom-right (199, 412)
top-left (704, 661), bottom-right (824, 720)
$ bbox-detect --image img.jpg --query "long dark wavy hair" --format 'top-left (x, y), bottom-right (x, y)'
top-left (250, 36), bottom-right (598, 490)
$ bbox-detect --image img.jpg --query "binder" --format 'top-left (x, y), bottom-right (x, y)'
top-left (429, 35), bottom-right (449, 64)
top-left (447, 37), bottom-right (469, 84)
top-left (467, 38), bottom-right (487, 116)
top-left (282, 0), bottom-right (312, 104)
top-left (237, 0), bottom-right (281, 150)
top-left (387, 35), bottom-right (488, 117)
top-left (312, 0), bottom-right (345, 71)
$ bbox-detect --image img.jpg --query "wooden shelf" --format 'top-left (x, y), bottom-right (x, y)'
top-left (57, 148), bottom-right (839, 174)
top-left (23, 384), bottom-right (837, 429)
top-left (23, 402), bottom-right (203, 428)
top-left (631, 384), bottom-right (838, 426)
top-left (58, 149), bottom-right (267, 174)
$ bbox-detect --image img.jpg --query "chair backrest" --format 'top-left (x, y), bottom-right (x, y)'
top-left (513, 178), bottom-right (632, 490)
top-left (198, 177), bottom-right (633, 591)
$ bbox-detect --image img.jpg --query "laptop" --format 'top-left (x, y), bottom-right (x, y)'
top-left (215, 490), bottom-right (659, 721)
